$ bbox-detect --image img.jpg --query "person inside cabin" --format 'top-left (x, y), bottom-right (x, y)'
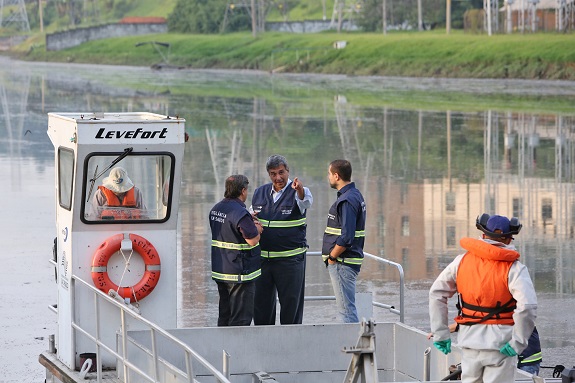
top-left (91, 166), bottom-right (147, 220)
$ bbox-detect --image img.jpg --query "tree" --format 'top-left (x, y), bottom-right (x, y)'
top-left (356, 0), bottom-right (478, 31)
top-left (167, 0), bottom-right (250, 34)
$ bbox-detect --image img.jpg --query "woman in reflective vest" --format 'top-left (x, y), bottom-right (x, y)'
top-left (209, 175), bottom-right (262, 326)
top-left (210, 201), bottom-right (261, 283)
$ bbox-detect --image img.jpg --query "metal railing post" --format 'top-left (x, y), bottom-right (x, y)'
top-left (120, 309), bottom-right (129, 383)
top-left (423, 347), bottom-right (431, 381)
top-left (223, 350), bottom-right (230, 379)
top-left (306, 251), bottom-right (405, 322)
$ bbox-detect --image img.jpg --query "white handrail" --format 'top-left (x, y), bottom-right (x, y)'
top-left (306, 251), bottom-right (405, 323)
top-left (63, 250), bottom-right (404, 383)
top-left (71, 275), bottom-right (232, 383)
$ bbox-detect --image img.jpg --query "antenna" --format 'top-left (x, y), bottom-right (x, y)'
top-left (0, 0), bottom-right (30, 32)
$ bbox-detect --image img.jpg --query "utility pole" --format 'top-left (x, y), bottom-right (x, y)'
top-left (382, 0), bottom-right (387, 34)
top-left (506, 0), bottom-right (514, 33)
top-left (417, 0), bottom-right (423, 31)
top-left (337, 0), bottom-right (344, 33)
top-left (446, 0), bottom-right (451, 34)
top-left (251, 0), bottom-right (256, 37)
top-left (485, 0), bottom-right (499, 35)
top-left (39, 0), bottom-right (43, 32)
top-left (486, 0), bottom-right (492, 35)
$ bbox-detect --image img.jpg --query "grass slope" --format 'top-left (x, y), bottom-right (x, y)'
top-left (17, 30), bottom-right (575, 81)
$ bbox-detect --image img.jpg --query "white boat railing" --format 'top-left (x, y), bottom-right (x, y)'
top-left (306, 251), bottom-right (405, 322)
top-left (70, 275), bottom-right (232, 383)
top-left (50, 251), bottom-right (404, 383)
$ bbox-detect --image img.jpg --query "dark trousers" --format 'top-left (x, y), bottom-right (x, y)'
top-left (254, 253), bottom-right (306, 325)
top-left (216, 281), bottom-right (255, 326)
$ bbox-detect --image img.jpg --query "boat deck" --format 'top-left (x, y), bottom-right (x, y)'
top-left (40, 352), bottom-right (120, 383)
top-left (41, 319), bottom-right (562, 383)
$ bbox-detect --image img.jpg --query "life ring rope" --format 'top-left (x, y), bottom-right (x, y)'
top-left (116, 241), bottom-right (135, 302)
top-left (91, 233), bottom-right (161, 302)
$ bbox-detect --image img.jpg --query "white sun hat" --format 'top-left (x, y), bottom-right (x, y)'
top-left (102, 167), bottom-right (134, 193)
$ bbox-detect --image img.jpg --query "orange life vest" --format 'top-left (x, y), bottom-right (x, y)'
top-left (455, 237), bottom-right (519, 326)
top-left (98, 186), bottom-right (141, 220)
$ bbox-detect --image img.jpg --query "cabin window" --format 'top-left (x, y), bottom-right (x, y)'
top-left (58, 148), bottom-right (75, 211)
top-left (81, 152), bottom-right (175, 224)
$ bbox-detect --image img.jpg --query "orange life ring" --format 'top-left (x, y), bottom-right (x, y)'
top-left (91, 233), bottom-right (161, 302)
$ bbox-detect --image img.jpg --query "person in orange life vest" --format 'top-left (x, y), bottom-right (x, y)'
top-left (427, 324), bottom-right (542, 376)
top-left (91, 167), bottom-right (146, 219)
top-left (429, 214), bottom-right (537, 383)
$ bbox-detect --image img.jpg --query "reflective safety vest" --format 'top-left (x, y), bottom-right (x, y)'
top-left (98, 186), bottom-right (141, 220)
top-left (518, 327), bottom-right (542, 367)
top-left (455, 237), bottom-right (519, 326)
top-left (321, 182), bottom-right (366, 266)
top-left (251, 183), bottom-right (307, 259)
top-left (209, 198), bottom-right (261, 283)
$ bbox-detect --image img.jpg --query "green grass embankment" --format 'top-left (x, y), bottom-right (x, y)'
top-left (12, 30), bottom-right (575, 80)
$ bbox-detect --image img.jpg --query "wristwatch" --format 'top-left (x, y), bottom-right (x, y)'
top-left (328, 255), bottom-right (338, 262)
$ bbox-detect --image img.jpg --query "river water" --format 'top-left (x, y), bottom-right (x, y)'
top-left (1, 56), bottom-right (574, 381)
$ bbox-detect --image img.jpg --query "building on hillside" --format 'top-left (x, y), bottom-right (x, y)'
top-left (499, 0), bottom-right (575, 32)
top-left (119, 17), bottom-right (167, 24)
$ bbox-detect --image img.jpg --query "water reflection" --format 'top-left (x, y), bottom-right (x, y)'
top-left (2, 58), bottom-right (574, 347)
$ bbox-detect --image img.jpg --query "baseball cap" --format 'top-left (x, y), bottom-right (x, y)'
top-left (486, 215), bottom-right (511, 233)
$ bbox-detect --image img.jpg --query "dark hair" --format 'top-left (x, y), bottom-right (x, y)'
top-left (224, 174), bottom-right (249, 199)
top-left (330, 159), bottom-right (352, 182)
top-left (266, 154), bottom-right (289, 172)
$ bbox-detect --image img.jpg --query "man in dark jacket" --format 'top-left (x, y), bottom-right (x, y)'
top-left (252, 155), bottom-right (313, 325)
top-left (322, 159), bottom-right (366, 323)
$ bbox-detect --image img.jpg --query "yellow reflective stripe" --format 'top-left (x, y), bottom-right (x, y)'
top-left (241, 269), bottom-right (261, 281)
top-left (211, 240), bottom-right (258, 250)
top-left (261, 247), bottom-right (307, 258)
top-left (211, 269), bottom-right (261, 282)
top-left (325, 227), bottom-right (341, 235)
top-left (521, 352), bottom-right (542, 363)
top-left (342, 257), bottom-right (363, 265)
top-left (258, 218), bottom-right (306, 228)
top-left (321, 255), bottom-right (364, 265)
top-left (324, 227), bottom-right (365, 237)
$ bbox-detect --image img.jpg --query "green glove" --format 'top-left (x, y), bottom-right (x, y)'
top-left (500, 342), bottom-right (517, 357)
top-left (433, 339), bottom-right (452, 355)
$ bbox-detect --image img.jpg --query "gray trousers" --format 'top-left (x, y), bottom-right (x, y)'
top-left (461, 347), bottom-right (517, 383)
